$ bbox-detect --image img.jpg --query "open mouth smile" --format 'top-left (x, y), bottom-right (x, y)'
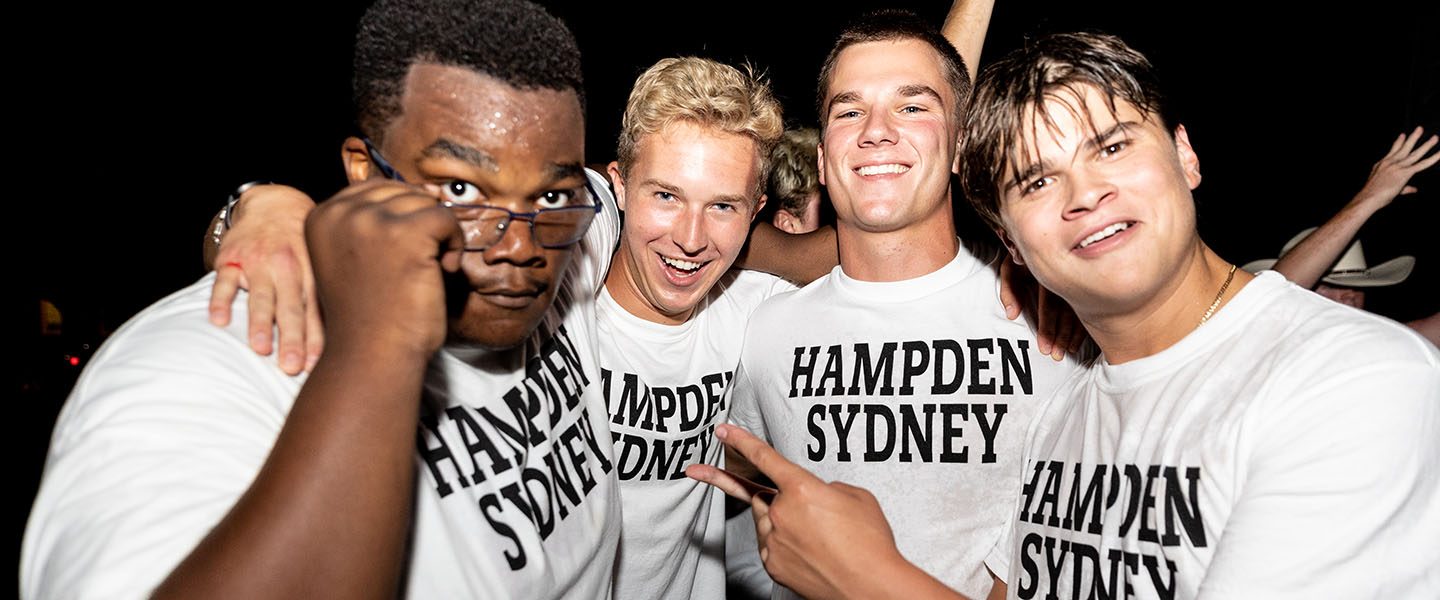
top-left (660, 254), bottom-right (706, 279)
top-left (855, 163), bottom-right (910, 176)
top-left (1076, 221), bottom-right (1134, 249)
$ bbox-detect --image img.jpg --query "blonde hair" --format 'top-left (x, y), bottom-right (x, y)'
top-left (616, 57), bottom-right (784, 199)
top-left (767, 127), bottom-right (820, 215)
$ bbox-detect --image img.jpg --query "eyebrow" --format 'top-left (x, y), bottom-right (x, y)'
top-left (1082, 121), bottom-right (1135, 154)
top-left (897, 84), bottom-right (944, 105)
top-left (421, 137), bottom-right (584, 184)
top-left (639, 178), bottom-right (752, 206)
top-left (825, 91), bottom-right (862, 116)
top-left (640, 178), bottom-right (682, 194)
top-left (421, 138), bottom-right (497, 171)
top-left (544, 161), bottom-right (585, 184)
top-left (825, 84), bottom-right (947, 118)
top-left (1006, 121), bottom-right (1138, 189)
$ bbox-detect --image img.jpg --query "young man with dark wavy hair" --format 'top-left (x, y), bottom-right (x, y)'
top-left (698, 31), bottom-right (1440, 600)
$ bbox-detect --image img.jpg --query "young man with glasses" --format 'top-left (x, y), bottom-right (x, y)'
top-left (22, 1), bottom-right (624, 598)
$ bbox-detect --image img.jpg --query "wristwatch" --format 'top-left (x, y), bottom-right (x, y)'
top-left (212, 180), bottom-right (274, 246)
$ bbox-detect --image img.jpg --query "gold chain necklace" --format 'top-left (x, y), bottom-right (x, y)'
top-left (1198, 264), bottom-right (1238, 326)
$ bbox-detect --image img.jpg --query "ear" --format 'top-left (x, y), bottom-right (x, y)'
top-left (341, 137), bottom-right (373, 184)
top-left (952, 137), bottom-right (963, 175)
top-left (606, 161), bottom-right (627, 211)
top-left (750, 193), bottom-right (768, 223)
top-left (1172, 125), bottom-right (1202, 190)
top-left (993, 225), bottom-right (1024, 266)
top-left (816, 142), bottom-right (827, 187)
top-left (773, 208), bottom-right (800, 234)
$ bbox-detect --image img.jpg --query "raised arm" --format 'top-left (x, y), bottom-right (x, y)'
top-left (155, 180), bottom-right (463, 599)
top-left (1272, 127), bottom-right (1439, 288)
top-left (941, 0), bottom-right (995, 81)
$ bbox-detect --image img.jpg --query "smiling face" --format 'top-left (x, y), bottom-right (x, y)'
top-left (818, 39), bottom-right (960, 236)
top-left (354, 63), bottom-right (587, 349)
top-left (607, 121), bottom-right (765, 325)
top-left (995, 85), bottom-right (1203, 317)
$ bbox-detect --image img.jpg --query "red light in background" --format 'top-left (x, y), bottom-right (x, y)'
top-left (69, 356), bottom-right (80, 366)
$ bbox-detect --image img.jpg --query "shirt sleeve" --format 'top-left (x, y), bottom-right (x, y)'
top-left (21, 283), bottom-right (296, 600)
top-left (1197, 356), bottom-right (1440, 599)
top-left (573, 167), bottom-right (620, 294)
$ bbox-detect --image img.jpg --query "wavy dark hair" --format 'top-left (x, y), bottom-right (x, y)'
top-left (961, 32), bottom-right (1176, 231)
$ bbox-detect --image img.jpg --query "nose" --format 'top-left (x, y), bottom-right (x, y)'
top-left (860, 110), bottom-right (897, 147)
top-left (672, 205), bottom-right (708, 255)
top-left (1063, 165), bottom-right (1116, 220)
top-left (482, 218), bottom-right (544, 266)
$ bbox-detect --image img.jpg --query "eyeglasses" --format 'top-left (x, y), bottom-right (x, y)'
top-left (364, 138), bottom-right (601, 251)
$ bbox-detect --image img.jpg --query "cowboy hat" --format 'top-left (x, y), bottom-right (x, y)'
top-left (1242, 227), bottom-right (1415, 287)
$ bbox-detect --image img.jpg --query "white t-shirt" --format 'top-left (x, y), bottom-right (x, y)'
top-left (599, 269), bottom-right (795, 600)
top-left (985, 271), bottom-right (1440, 599)
top-left (729, 243), bottom-right (1081, 599)
top-left (22, 169), bottom-right (624, 600)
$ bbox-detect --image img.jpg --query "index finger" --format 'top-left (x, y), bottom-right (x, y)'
top-left (716, 424), bottom-right (819, 490)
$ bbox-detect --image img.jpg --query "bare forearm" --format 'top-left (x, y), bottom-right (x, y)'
top-left (840, 555), bottom-right (975, 600)
top-left (1271, 198), bottom-right (1381, 288)
top-left (941, 0), bottom-right (995, 81)
top-left (736, 222), bottom-right (838, 285)
top-left (154, 345), bottom-right (428, 599)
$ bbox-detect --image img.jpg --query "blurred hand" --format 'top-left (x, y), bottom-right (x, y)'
top-left (209, 185), bottom-right (320, 375)
top-left (998, 259), bottom-right (1086, 361)
top-left (688, 424), bottom-right (904, 600)
top-left (305, 180), bottom-right (463, 361)
top-left (1354, 126), bottom-right (1440, 208)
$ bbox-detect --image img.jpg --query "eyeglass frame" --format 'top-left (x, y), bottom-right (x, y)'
top-left (362, 138), bottom-right (602, 251)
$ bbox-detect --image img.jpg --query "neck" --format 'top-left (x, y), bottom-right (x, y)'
top-left (835, 198), bottom-right (960, 282)
top-left (1081, 243), bottom-right (1254, 364)
top-left (603, 250), bottom-right (693, 326)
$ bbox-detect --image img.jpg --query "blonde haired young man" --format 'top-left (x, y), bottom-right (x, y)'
top-left (598, 55), bottom-right (798, 599)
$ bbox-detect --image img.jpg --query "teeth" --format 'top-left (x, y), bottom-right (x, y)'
top-left (1079, 222), bottom-right (1132, 248)
top-left (662, 256), bottom-right (702, 271)
top-left (856, 164), bottom-right (909, 176)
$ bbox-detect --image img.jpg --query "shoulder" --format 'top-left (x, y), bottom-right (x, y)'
top-left (743, 268), bottom-right (836, 321)
top-left (570, 167), bottom-right (621, 293)
top-left (713, 270), bottom-right (800, 306)
top-left (52, 273), bottom-right (299, 450)
top-left (1238, 275), bottom-right (1438, 374)
top-left (23, 275), bottom-right (299, 599)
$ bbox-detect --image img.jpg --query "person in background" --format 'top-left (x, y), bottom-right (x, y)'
top-left (763, 127), bottom-right (829, 234)
top-left (1243, 128), bottom-right (1439, 344)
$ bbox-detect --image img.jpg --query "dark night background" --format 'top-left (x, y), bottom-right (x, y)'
top-left (11, 1), bottom-right (1438, 592)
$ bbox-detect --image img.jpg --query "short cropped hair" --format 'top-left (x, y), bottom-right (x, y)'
top-left (352, 0), bottom-right (585, 145)
top-left (615, 57), bottom-right (784, 200)
top-left (961, 32), bottom-right (1176, 230)
top-left (767, 127), bottom-right (821, 216)
top-left (816, 10), bottom-right (971, 131)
